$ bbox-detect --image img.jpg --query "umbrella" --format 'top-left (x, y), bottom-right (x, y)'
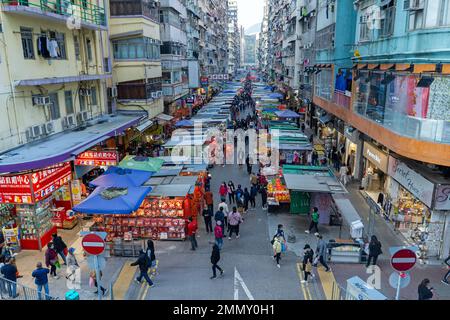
top-left (73, 186), bottom-right (152, 215)
top-left (175, 119), bottom-right (194, 127)
top-left (269, 93), bottom-right (283, 99)
top-left (118, 155), bottom-right (164, 172)
top-left (89, 167), bottom-right (153, 188)
top-left (276, 110), bottom-right (300, 118)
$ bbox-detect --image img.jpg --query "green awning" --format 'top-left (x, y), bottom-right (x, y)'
top-left (118, 155), bottom-right (164, 173)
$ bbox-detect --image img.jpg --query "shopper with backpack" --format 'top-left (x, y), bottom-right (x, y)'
top-left (131, 249), bottom-right (154, 287)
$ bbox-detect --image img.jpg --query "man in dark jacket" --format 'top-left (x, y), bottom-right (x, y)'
top-left (32, 262), bottom-right (50, 300)
top-left (131, 250), bottom-right (154, 287)
top-left (1, 257), bottom-right (19, 298)
top-left (202, 205), bottom-right (213, 233)
top-left (210, 244), bottom-right (224, 279)
top-left (52, 233), bottom-right (67, 265)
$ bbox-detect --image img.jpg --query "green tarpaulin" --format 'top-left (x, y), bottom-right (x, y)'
top-left (118, 156), bottom-right (164, 173)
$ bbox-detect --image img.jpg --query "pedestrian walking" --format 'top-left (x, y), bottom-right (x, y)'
top-left (339, 164), bottom-right (349, 186)
top-left (32, 262), bottom-right (50, 300)
top-left (442, 255), bottom-right (450, 285)
top-left (131, 249), bottom-right (154, 287)
top-left (214, 206), bottom-right (225, 236)
top-left (45, 243), bottom-right (59, 279)
top-left (146, 239), bottom-right (157, 271)
top-left (418, 279), bottom-right (434, 300)
top-left (312, 150), bottom-right (319, 166)
top-left (202, 204), bottom-right (213, 233)
top-left (243, 188), bottom-right (250, 213)
top-left (275, 224), bottom-right (286, 242)
top-left (204, 188), bottom-right (214, 216)
top-left (210, 244), bottom-right (224, 279)
top-left (219, 182), bottom-right (228, 202)
top-left (246, 155), bottom-right (252, 175)
top-left (305, 207), bottom-right (320, 235)
top-left (315, 235), bottom-right (330, 272)
top-left (250, 185), bottom-right (258, 209)
top-left (366, 236), bottom-right (382, 267)
top-left (214, 221), bottom-right (224, 250)
top-left (218, 200), bottom-right (229, 230)
top-left (66, 248), bottom-right (79, 285)
top-left (250, 173), bottom-right (258, 188)
top-left (187, 217), bottom-right (198, 251)
top-left (228, 207), bottom-right (243, 240)
top-left (0, 257), bottom-right (18, 298)
top-left (227, 181), bottom-right (236, 204)
top-left (235, 185), bottom-right (244, 207)
top-left (272, 236), bottom-right (282, 268)
top-left (301, 244), bottom-right (314, 283)
top-left (260, 186), bottom-right (268, 210)
top-left (52, 233), bottom-right (68, 265)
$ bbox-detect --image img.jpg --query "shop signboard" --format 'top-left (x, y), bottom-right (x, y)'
top-left (363, 142), bottom-right (389, 173)
top-left (346, 276), bottom-right (387, 300)
top-left (388, 156), bottom-right (434, 208)
top-left (74, 151), bottom-right (118, 167)
top-left (71, 180), bottom-right (83, 205)
top-left (200, 76), bottom-right (209, 86)
top-left (0, 162), bottom-right (72, 204)
top-left (434, 185), bottom-right (450, 210)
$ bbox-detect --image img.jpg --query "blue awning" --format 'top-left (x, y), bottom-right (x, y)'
top-left (73, 186), bottom-right (152, 215)
top-left (319, 114), bottom-right (333, 124)
top-left (89, 167), bottom-right (154, 188)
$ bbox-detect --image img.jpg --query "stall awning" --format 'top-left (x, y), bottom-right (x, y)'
top-left (275, 110), bottom-right (300, 118)
top-left (332, 194), bottom-right (362, 226)
top-left (118, 156), bottom-right (164, 173)
top-left (156, 113), bottom-right (174, 122)
top-left (136, 119), bottom-right (153, 132)
top-left (149, 184), bottom-right (192, 197)
top-left (89, 167), bottom-right (153, 188)
top-left (152, 168), bottom-right (183, 177)
top-left (319, 114), bottom-right (333, 124)
top-left (283, 172), bottom-right (348, 194)
top-left (73, 186), bottom-right (152, 214)
top-left (0, 114), bottom-right (141, 173)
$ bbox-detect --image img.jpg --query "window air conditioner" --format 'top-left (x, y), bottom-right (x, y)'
top-left (151, 92), bottom-right (158, 98)
top-left (43, 121), bottom-right (55, 135)
top-left (33, 96), bottom-right (51, 106)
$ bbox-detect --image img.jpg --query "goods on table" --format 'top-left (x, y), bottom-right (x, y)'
top-left (267, 178), bottom-right (290, 203)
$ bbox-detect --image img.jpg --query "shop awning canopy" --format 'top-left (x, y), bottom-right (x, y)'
top-left (0, 114), bottom-right (141, 173)
top-left (149, 184), bottom-right (192, 197)
top-left (267, 143), bottom-right (313, 151)
top-left (319, 114), bottom-right (333, 124)
top-left (89, 167), bottom-right (153, 188)
top-left (72, 186), bottom-right (152, 214)
top-left (156, 113), bottom-right (174, 122)
top-left (276, 110), bottom-right (300, 118)
top-left (332, 194), bottom-right (363, 226)
top-left (268, 93), bottom-right (283, 99)
top-left (118, 156), bottom-right (164, 173)
top-left (152, 168), bottom-right (183, 177)
top-left (175, 119), bottom-right (194, 127)
top-left (283, 173), bottom-right (347, 193)
top-left (136, 119), bottom-right (153, 132)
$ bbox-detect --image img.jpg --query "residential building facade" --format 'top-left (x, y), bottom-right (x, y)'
top-left (227, 0), bottom-right (240, 76)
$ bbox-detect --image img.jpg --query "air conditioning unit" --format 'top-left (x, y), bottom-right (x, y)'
top-left (62, 114), bottom-right (76, 129)
top-left (77, 111), bottom-right (90, 123)
top-left (33, 95), bottom-right (51, 106)
top-left (79, 88), bottom-right (92, 96)
top-left (25, 125), bottom-right (44, 141)
top-left (310, 11), bottom-right (316, 17)
top-left (151, 92), bottom-right (158, 98)
top-left (43, 121), bottom-right (55, 135)
top-left (404, 0), bottom-right (424, 10)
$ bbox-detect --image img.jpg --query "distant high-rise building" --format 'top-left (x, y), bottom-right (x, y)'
top-left (243, 34), bottom-right (257, 66)
top-left (227, 0), bottom-right (240, 75)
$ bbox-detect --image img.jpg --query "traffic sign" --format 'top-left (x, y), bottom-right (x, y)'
top-left (391, 248), bottom-right (417, 272)
top-left (81, 233), bottom-right (105, 256)
top-left (389, 272), bottom-right (411, 289)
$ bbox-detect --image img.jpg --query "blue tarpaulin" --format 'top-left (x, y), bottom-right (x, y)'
top-left (175, 119), bottom-right (194, 127)
top-left (73, 186), bottom-right (152, 214)
top-left (276, 110), bottom-right (300, 118)
top-left (269, 93), bottom-right (283, 99)
top-left (89, 167), bottom-right (153, 188)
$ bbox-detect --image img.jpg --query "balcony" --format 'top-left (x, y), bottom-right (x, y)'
top-left (160, 0), bottom-right (186, 17)
top-left (160, 23), bottom-right (187, 44)
top-left (333, 89), bottom-right (352, 109)
top-left (1, 0), bottom-right (106, 29)
top-left (117, 81), bottom-right (162, 100)
top-left (109, 0), bottom-right (159, 22)
top-left (162, 83), bottom-right (187, 98)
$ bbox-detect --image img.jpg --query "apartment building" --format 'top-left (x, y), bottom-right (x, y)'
top-left (258, 0), bottom-right (269, 80)
top-left (109, 0), bottom-right (164, 120)
top-left (186, 0), bottom-right (201, 89)
top-left (227, 0), bottom-right (240, 76)
top-left (0, 0), bottom-right (148, 174)
top-left (242, 34), bottom-right (257, 66)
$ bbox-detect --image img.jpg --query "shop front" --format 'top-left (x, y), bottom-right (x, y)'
top-left (0, 162), bottom-right (75, 250)
top-left (385, 156), bottom-right (450, 261)
top-left (361, 142), bottom-right (389, 202)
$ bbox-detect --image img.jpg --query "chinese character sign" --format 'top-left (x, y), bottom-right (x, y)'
top-left (74, 150), bottom-right (118, 167)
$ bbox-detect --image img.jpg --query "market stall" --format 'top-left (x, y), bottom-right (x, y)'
top-left (118, 155), bottom-right (164, 173)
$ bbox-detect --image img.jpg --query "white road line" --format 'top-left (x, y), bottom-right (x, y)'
top-left (234, 267), bottom-right (254, 300)
top-left (82, 242), bottom-right (105, 247)
top-left (392, 258), bottom-right (416, 263)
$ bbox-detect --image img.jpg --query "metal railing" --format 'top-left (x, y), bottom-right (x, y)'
top-left (0, 276), bottom-right (59, 300)
top-left (1, 0), bottom-right (106, 26)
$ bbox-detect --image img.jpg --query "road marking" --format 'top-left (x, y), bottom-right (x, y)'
top-left (316, 267), bottom-right (338, 300)
top-left (234, 267), bottom-right (254, 300)
top-left (112, 261), bottom-right (136, 300)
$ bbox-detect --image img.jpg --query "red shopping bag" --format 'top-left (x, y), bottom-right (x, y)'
top-left (63, 248), bottom-right (68, 256)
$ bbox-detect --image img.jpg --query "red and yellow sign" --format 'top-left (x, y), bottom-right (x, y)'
top-left (74, 151), bottom-right (118, 167)
top-left (0, 162), bottom-right (72, 204)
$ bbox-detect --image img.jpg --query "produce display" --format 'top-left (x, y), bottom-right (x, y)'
top-left (267, 178), bottom-right (290, 203)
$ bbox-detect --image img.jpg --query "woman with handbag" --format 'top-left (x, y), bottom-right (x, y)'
top-left (301, 244), bottom-right (314, 283)
top-left (44, 243), bottom-right (59, 279)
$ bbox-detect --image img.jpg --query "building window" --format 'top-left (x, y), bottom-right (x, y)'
top-left (379, 1), bottom-right (395, 37)
top-left (112, 37), bottom-right (160, 60)
top-left (53, 32), bottom-right (67, 59)
top-left (90, 87), bottom-right (98, 105)
top-left (49, 93), bottom-right (61, 120)
top-left (86, 38), bottom-right (92, 61)
top-left (74, 35), bottom-right (81, 60)
top-left (80, 95), bottom-right (86, 111)
top-left (408, 0), bottom-right (450, 30)
top-left (20, 27), bottom-right (35, 59)
top-left (64, 90), bottom-right (74, 114)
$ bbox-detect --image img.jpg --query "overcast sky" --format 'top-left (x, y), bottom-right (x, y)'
top-left (237, 0), bottom-right (265, 31)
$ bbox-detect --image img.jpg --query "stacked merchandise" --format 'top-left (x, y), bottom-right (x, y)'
top-left (16, 198), bottom-right (54, 242)
top-left (267, 177), bottom-right (290, 204)
top-left (1, 204), bottom-right (19, 251)
top-left (0, 204), bottom-right (15, 227)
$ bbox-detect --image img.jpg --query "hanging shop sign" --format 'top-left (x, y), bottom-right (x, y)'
top-left (434, 185), bottom-right (450, 211)
top-left (74, 151), bottom-right (119, 167)
top-left (0, 162), bottom-right (72, 204)
top-left (200, 77), bottom-right (209, 86)
top-left (363, 142), bottom-right (389, 173)
top-left (387, 156), bottom-right (434, 208)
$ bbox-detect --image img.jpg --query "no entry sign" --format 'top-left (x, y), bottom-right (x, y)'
top-left (82, 233), bottom-right (105, 256)
top-left (391, 248), bottom-right (417, 272)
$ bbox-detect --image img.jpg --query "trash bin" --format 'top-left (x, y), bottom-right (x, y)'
top-left (65, 290), bottom-right (80, 300)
